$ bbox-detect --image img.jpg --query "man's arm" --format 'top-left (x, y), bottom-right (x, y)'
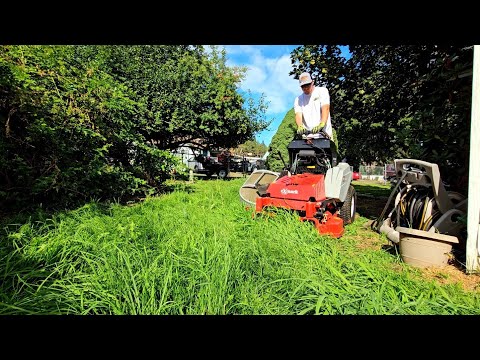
top-left (320, 104), bottom-right (330, 127)
top-left (293, 96), bottom-right (303, 127)
top-left (294, 96), bottom-right (306, 134)
top-left (295, 112), bottom-right (303, 127)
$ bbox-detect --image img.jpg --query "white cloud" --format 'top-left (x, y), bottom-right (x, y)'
top-left (223, 45), bottom-right (300, 115)
top-left (209, 45), bottom-right (302, 145)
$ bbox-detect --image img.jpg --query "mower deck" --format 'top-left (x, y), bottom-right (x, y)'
top-left (239, 131), bottom-right (356, 238)
top-left (255, 173), bottom-right (344, 238)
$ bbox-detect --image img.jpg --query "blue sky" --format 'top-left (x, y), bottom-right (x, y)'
top-left (220, 45), bottom-right (300, 146)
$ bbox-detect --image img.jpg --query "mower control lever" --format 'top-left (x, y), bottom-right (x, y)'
top-left (299, 129), bottom-right (331, 141)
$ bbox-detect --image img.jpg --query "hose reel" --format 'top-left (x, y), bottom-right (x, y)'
top-left (372, 159), bottom-right (467, 247)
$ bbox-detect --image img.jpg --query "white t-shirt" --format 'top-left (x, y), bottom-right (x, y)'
top-left (294, 86), bottom-right (332, 138)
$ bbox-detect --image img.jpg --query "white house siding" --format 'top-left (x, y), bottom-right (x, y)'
top-left (467, 45), bottom-right (480, 273)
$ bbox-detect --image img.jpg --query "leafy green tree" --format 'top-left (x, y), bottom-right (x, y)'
top-left (234, 139), bottom-right (268, 157)
top-left (0, 45), bottom-right (153, 209)
top-left (74, 45), bottom-right (269, 151)
top-left (0, 45), bottom-right (269, 211)
top-left (289, 45), bottom-right (472, 192)
top-left (266, 109), bottom-right (296, 172)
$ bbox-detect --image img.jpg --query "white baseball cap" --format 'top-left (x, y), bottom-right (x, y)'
top-left (299, 72), bottom-right (313, 86)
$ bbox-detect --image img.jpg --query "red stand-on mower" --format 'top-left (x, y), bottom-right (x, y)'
top-left (239, 131), bottom-right (357, 238)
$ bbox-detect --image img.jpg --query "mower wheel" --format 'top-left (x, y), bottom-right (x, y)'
top-left (339, 185), bottom-right (357, 224)
top-left (217, 168), bottom-right (228, 180)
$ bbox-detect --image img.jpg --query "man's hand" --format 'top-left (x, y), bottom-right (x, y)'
top-left (296, 124), bottom-right (307, 135)
top-left (311, 122), bottom-right (325, 134)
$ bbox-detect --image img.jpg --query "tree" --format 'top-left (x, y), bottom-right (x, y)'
top-left (234, 139), bottom-right (268, 157)
top-left (0, 45), bottom-right (270, 211)
top-left (0, 45), bottom-right (147, 209)
top-left (266, 109), bottom-right (296, 172)
top-left (288, 45), bottom-right (472, 192)
top-left (74, 45), bottom-right (269, 151)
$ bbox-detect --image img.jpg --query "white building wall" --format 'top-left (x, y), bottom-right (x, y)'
top-left (467, 45), bottom-right (480, 273)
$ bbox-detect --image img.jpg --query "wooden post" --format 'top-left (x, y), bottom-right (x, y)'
top-left (383, 164), bottom-right (387, 185)
top-left (189, 169), bottom-right (194, 183)
top-left (467, 45), bottom-right (480, 273)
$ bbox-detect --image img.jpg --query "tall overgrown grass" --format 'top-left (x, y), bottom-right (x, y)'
top-left (1, 178), bottom-right (478, 314)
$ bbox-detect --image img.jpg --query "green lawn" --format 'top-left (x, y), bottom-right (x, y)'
top-left (0, 178), bottom-right (478, 314)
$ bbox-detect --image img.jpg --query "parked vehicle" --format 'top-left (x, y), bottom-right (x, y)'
top-left (230, 156), bottom-right (264, 173)
top-left (194, 153), bottom-right (230, 179)
top-left (172, 145), bottom-right (266, 179)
